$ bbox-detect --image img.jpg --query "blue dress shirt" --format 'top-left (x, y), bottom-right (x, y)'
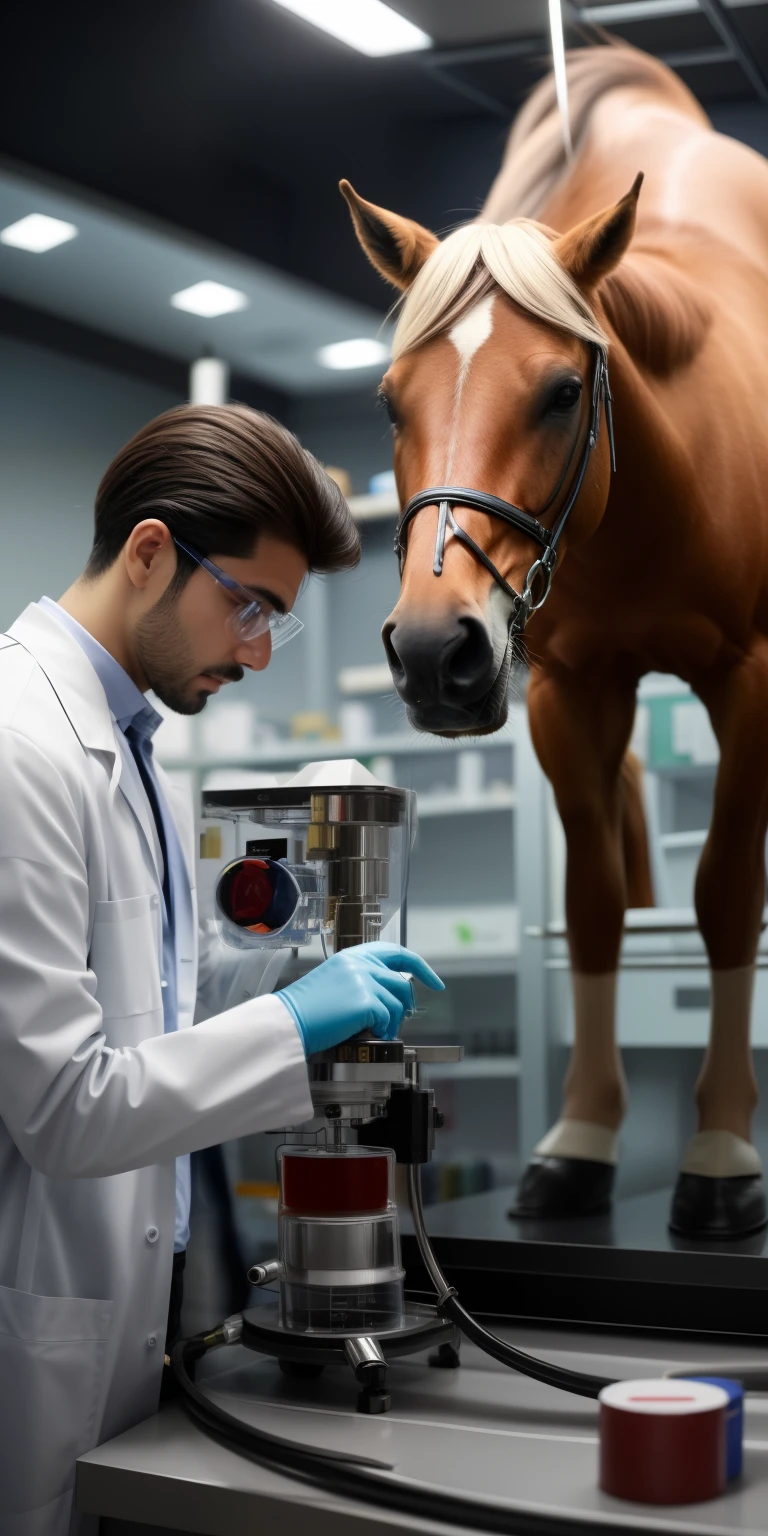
top-left (39, 597), bottom-right (191, 1251)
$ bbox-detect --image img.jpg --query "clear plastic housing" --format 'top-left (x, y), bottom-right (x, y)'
top-left (199, 760), bottom-right (416, 955)
top-left (277, 1146), bottom-right (405, 1335)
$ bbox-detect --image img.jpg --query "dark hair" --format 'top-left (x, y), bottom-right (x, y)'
top-left (86, 403), bottom-right (361, 580)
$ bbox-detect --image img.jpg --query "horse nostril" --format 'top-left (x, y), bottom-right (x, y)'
top-left (381, 621), bottom-right (405, 682)
top-left (443, 617), bottom-right (494, 693)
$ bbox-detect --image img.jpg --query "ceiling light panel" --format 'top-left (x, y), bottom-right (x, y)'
top-left (0, 213), bottom-right (78, 253)
top-left (170, 280), bottom-right (249, 317)
top-left (581, 1), bottom-right (695, 19)
top-left (582, 0), bottom-right (767, 23)
top-left (317, 337), bottom-right (390, 369)
top-left (270, 0), bottom-right (431, 56)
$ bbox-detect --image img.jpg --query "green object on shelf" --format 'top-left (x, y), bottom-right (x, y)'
top-left (644, 692), bottom-right (718, 769)
top-left (646, 693), bottom-right (690, 767)
top-left (455, 922), bottom-right (474, 946)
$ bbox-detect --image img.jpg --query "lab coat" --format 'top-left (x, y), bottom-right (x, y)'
top-left (0, 604), bottom-right (314, 1536)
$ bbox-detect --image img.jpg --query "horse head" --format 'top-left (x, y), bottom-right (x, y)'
top-left (341, 176), bottom-right (642, 736)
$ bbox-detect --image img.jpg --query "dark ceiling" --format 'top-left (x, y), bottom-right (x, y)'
top-left (2, 0), bottom-right (768, 321)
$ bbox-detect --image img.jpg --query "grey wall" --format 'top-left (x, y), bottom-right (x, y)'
top-left (0, 334), bottom-right (180, 631)
top-left (289, 386), bottom-right (395, 496)
top-left (0, 331), bottom-right (399, 732)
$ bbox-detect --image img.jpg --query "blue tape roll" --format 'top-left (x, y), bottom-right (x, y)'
top-left (684, 1377), bottom-right (744, 1480)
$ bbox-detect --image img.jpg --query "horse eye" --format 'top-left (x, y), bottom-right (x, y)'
top-left (549, 381), bottom-right (582, 414)
top-left (378, 391), bottom-right (399, 427)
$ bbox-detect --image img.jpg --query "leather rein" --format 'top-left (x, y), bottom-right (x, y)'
top-left (394, 345), bottom-right (616, 636)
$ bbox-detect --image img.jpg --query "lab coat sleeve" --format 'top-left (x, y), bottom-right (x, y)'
top-left (0, 728), bottom-right (314, 1178)
top-left (196, 915), bottom-right (289, 1018)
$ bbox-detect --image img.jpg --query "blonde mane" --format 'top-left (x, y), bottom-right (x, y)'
top-left (486, 43), bottom-right (708, 223)
top-left (391, 219), bottom-right (608, 363)
top-left (392, 43), bottom-right (711, 374)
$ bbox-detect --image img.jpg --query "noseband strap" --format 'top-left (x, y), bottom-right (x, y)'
top-left (395, 346), bottom-right (615, 635)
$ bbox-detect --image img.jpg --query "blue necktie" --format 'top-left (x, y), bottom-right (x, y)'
top-left (125, 719), bottom-right (172, 918)
top-left (124, 714), bottom-right (190, 1253)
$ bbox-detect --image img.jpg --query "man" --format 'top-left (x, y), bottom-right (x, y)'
top-left (0, 404), bottom-right (442, 1536)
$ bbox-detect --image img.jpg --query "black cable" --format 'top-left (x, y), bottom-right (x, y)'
top-left (441, 1294), bottom-right (613, 1400)
top-left (172, 1335), bottom-right (633, 1536)
top-left (407, 1163), bottom-right (615, 1400)
top-left (171, 1333), bottom-right (388, 1471)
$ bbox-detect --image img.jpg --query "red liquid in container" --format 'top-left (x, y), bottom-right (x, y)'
top-left (281, 1151), bottom-right (390, 1215)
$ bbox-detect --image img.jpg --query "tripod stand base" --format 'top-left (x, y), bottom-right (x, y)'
top-left (242, 1301), bottom-right (458, 1413)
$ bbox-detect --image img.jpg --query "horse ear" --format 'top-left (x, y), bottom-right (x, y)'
top-left (554, 173), bottom-right (644, 288)
top-left (340, 180), bottom-right (439, 291)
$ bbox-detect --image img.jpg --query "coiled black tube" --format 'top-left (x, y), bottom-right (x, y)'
top-left (172, 1335), bottom-right (628, 1536)
top-left (407, 1163), bottom-right (615, 1400)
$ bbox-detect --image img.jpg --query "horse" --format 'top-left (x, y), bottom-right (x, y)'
top-left (340, 41), bottom-right (768, 1240)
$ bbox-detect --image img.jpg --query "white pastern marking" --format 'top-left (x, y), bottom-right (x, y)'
top-left (444, 293), bottom-right (496, 484)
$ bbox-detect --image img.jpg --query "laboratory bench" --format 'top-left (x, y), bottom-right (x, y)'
top-left (78, 1317), bottom-right (768, 1536)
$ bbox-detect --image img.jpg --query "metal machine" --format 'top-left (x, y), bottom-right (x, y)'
top-left (201, 760), bottom-right (463, 1412)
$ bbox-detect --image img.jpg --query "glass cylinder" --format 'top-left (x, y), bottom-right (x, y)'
top-left (277, 1146), bottom-right (405, 1334)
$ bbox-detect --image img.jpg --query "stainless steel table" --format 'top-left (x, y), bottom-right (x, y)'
top-left (77, 1321), bottom-right (768, 1536)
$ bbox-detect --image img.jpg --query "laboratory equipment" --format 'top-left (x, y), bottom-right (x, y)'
top-left (243, 1036), bottom-right (463, 1412)
top-left (203, 757), bottom-right (413, 953)
top-left (196, 760), bottom-right (613, 1417)
top-left (201, 760), bottom-right (462, 1410)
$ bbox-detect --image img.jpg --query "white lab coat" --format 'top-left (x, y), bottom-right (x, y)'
top-left (0, 604), bottom-right (314, 1536)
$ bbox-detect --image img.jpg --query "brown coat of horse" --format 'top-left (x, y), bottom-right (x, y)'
top-left (341, 44), bottom-right (768, 1224)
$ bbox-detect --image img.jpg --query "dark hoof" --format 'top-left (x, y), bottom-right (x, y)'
top-left (509, 1155), bottom-right (614, 1219)
top-left (669, 1172), bottom-right (768, 1240)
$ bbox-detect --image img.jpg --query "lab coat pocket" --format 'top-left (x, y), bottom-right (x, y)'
top-left (0, 1283), bottom-right (112, 1516)
top-left (89, 895), bottom-right (163, 1034)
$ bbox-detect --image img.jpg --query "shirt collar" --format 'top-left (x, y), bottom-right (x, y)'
top-left (38, 597), bottom-right (162, 737)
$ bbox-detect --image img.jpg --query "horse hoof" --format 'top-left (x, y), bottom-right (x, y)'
top-left (669, 1172), bottom-right (768, 1240)
top-left (508, 1155), bottom-right (614, 1219)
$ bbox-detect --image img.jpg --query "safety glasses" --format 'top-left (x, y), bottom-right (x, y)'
top-left (174, 538), bottom-right (304, 650)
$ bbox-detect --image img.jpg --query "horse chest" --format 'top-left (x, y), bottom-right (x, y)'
top-left (531, 599), bottom-right (726, 681)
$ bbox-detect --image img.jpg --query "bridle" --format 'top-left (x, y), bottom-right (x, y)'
top-left (394, 345), bottom-right (616, 636)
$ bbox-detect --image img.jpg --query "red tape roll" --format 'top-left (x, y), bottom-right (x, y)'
top-left (599, 1379), bottom-right (728, 1505)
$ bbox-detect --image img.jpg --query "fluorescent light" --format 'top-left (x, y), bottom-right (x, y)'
top-left (170, 281), bottom-right (249, 318)
top-left (583, 0), bottom-right (767, 14)
top-left (0, 213), bottom-right (78, 253)
top-left (270, 0), bottom-right (431, 57)
top-left (548, 0), bottom-right (572, 157)
top-left (581, 0), bottom-right (696, 19)
top-left (317, 337), bottom-right (390, 370)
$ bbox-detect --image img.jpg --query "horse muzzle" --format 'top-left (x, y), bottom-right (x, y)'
top-left (382, 612), bottom-right (511, 734)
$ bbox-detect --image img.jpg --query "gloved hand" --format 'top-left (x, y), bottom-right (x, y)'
top-left (279, 941), bottom-right (444, 1057)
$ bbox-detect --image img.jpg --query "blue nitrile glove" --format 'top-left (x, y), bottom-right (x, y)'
top-left (279, 941), bottom-right (444, 1056)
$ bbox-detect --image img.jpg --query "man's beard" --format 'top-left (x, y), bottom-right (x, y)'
top-left (134, 590), bottom-right (243, 715)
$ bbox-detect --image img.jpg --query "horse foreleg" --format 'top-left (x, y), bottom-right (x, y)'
top-left (671, 654), bottom-right (768, 1237)
top-left (512, 668), bottom-right (637, 1218)
top-left (620, 750), bottom-right (655, 908)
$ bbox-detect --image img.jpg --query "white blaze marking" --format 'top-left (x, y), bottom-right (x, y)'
top-left (444, 293), bottom-right (495, 481)
top-left (449, 292), bottom-right (495, 382)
